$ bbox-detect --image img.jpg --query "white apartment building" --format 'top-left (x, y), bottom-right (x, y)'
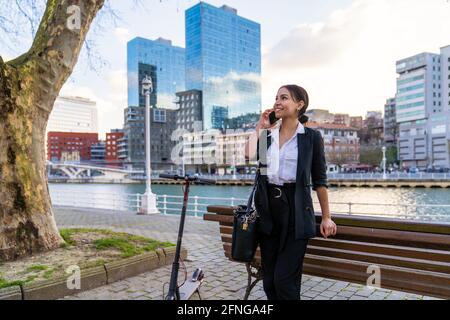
top-left (45, 96), bottom-right (98, 155)
top-left (395, 45), bottom-right (450, 169)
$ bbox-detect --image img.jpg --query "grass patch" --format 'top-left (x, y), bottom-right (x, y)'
top-left (93, 236), bottom-right (174, 258)
top-left (43, 269), bottom-right (55, 279)
top-left (0, 229), bottom-right (176, 289)
top-left (59, 228), bottom-right (174, 258)
top-left (26, 265), bottom-right (48, 273)
top-left (59, 229), bottom-right (76, 246)
top-left (0, 275), bottom-right (37, 289)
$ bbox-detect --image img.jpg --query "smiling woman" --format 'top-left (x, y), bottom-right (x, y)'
top-left (244, 85), bottom-right (337, 300)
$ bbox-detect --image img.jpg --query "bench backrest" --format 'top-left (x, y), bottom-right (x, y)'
top-left (204, 205), bottom-right (450, 299)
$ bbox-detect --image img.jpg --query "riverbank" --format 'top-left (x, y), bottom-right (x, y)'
top-left (49, 178), bottom-right (450, 188)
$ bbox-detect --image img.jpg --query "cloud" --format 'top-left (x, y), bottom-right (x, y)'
top-left (262, 0), bottom-right (450, 116)
top-left (114, 27), bottom-right (131, 43)
top-left (108, 69), bottom-right (127, 99)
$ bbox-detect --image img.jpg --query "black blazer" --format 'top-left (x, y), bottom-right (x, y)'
top-left (254, 127), bottom-right (328, 240)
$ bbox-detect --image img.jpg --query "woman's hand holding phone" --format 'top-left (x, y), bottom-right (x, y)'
top-left (258, 109), bottom-right (277, 130)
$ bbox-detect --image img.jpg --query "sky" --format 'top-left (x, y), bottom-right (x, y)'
top-left (2, 0), bottom-right (450, 138)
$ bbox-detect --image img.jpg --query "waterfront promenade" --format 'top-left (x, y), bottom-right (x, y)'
top-left (54, 206), bottom-right (440, 300)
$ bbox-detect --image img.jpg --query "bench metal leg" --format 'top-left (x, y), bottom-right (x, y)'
top-left (244, 263), bottom-right (262, 300)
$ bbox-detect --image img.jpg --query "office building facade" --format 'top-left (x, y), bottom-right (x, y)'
top-left (395, 46), bottom-right (450, 169)
top-left (185, 2), bottom-right (261, 130)
top-left (128, 37), bottom-right (185, 109)
top-left (175, 90), bottom-right (203, 131)
top-left (119, 106), bottom-right (177, 171)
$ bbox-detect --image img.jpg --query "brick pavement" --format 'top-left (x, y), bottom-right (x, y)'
top-left (54, 206), bottom-right (440, 301)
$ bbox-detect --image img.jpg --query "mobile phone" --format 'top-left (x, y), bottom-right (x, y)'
top-left (269, 111), bottom-right (278, 125)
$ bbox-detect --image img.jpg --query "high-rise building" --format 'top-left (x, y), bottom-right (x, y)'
top-left (185, 2), bottom-right (261, 130)
top-left (126, 47), bottom-right (184, 170)
top-left (395, 45), bottom-right (450, 169)
top-left (119, 106), bottom-right (177, 171)
top-left (46, 96), bottom-right (98, 155)
top-left (127, 37), bottom-right (185, 109)
top-left (384, 98), bottom-right (397, 146)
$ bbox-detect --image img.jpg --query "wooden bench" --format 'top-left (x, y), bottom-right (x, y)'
top-left (204, 205), bottom-right (450, 300)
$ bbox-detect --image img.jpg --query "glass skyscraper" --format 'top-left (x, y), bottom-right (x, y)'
top-left (185, 2), bottom-right (261, 130)
top-left (128, 37), bottom-right (185, 108)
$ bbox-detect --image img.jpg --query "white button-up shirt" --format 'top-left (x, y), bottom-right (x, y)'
top-left (267, 122), bottom-right (305, 186)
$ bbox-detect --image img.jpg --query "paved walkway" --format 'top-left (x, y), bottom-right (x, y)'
top-left (54, 207), bottom-right (440, 300)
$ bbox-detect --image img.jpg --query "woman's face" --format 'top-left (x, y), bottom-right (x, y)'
top-left (274, 87), bottom-right (304, 120)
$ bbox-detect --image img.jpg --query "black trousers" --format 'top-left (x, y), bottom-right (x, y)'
top-left (259, 184), bottom-right (309, 300)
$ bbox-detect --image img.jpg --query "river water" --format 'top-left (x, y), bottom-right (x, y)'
top-left (48, 183), bottom-right (450, 223)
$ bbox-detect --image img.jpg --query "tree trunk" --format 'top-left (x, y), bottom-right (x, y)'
top-left (0, 0), bottom-right (105, 261)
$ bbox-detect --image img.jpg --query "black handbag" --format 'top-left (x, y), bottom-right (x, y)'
top-left (231, 170), bottom-right (260, 263)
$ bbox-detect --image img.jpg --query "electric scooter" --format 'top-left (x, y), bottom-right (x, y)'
top-left (159, 173), bottom-right (216, 300)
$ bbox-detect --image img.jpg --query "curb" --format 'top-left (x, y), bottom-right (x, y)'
top-left (0, 246), bottom-right (187, 300)
top-left (22, 266), bottom-right (107, 300)
top-left (0, 286), bottom-right (22, 300)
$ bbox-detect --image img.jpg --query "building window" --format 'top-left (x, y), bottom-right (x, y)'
top-left (154, 109), bottom-right (167, 123)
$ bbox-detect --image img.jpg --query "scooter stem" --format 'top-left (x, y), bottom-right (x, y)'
top-left (165, 178), bottom-right (190, 300)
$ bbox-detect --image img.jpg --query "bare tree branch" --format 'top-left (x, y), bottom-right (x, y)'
top-left (0, 0), bottom-right (167, 71)
top-left (15, 0), bottom-right (37, 36)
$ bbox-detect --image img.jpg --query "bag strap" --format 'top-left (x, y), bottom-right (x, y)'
top-left (256, 130), bottom-right (272, 168)
top-left (246, 169), bottom-right (260, 210)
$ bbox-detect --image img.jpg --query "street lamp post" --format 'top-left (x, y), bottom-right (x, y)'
top-left (139, 75), bottom-right (159, 215)
top-left (382, 146), bottom-right (387, 180)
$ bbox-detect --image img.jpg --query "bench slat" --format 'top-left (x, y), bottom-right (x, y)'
top-left (220, 236), bottom-right (449, 273)
top-left (219, 225), bottom-right (450, 252)
top-left (309, 238), bottom-right (450, 263)
top-left (207, 206), bottom-right (450, 235)
top-left (307, 246), bottom-right (450, 274)
top-left (303, 255), bottom-right (450, 299)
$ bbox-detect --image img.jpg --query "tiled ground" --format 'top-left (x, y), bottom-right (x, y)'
top-left (54, 206), bottom-right (441, 300)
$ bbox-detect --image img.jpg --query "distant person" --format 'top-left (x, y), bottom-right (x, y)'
top-left (246, 84), bottom-right (337, 300)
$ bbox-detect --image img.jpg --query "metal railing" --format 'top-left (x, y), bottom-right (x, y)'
top-left (50, 190), bottom-right (450, 223)
top-left (327, 172), bottom-right (450, 180)
top-left (51, 190), bottom-right (142, 212)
